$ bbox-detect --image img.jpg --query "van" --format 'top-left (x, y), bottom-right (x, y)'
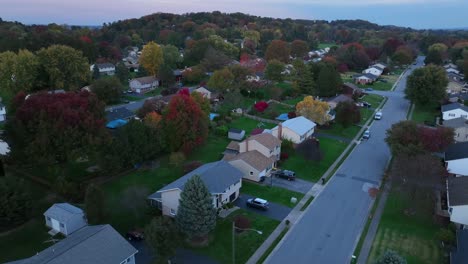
top-left (374, 112), bottom-right (382, 120)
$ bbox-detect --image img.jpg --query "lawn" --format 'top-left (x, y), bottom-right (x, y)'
top-left (342, 72), bottom-right (399, 91)
top-left (318, 124), bottom-right (361, 139)
top-left (361, 94), bottom-right (384, 107)
top-left (187, 134), bottom-right (230, 163)
top-left (192, 209), bottom-right (279, 264)
top-left (241, 181), bottom-right (304, 208)
top-left (251, 102), bottom-right (294, 120)
top-left (411, 105), bottom-right (439, 125)
top-left (367, 190), bottom-right (443, 264)
top-left (282, 96), bottom-right (304, 106)
top-left (280, 137), bottom-right (348, 182)
top-left (229, 116), bottom-right (276, 135)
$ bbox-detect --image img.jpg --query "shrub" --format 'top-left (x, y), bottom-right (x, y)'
top-left (183, 161), bottom-right (203, 174)
top-left (280, 152), bottom-right (289, 160)
top-left (287, 111), bottom-right (297, 119)
top-left (169, 152), bottom-right (185, 167)
top-left (215, 125), bottom-right (228, 136)
top-left (234, 215), bottom-right (251, 231)
top-left (254, 101), bottom-right (269, 112)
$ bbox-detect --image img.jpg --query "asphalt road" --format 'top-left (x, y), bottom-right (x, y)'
top-left (235, 193), bottom-right (292, 221)
top-left (266, 57), bottom-right (425, 264)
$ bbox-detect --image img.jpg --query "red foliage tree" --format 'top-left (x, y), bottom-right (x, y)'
top-left (162, 91), bottom-right (209, 154)
top-left (337, 63), bottom-right (349, 73)
top-left (419, 126), bottom-right (455, 153)
top-left (287, 111), bottom-right (297, 119)
top-left (383, 38), bottom-right (404, 56)
top-left (254, 101), bottom-right (269, 112)
top-left (365, 46), bottom-right (382, 61)
top-left (265, 40), bottom-right (290, 63)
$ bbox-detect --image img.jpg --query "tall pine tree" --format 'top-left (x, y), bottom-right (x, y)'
top-left (296, 65), bottom-right (315, 95)
top-left (176, 175), bottom-right (216, 241)
top-left (316, 63), bottom-right (343, 97)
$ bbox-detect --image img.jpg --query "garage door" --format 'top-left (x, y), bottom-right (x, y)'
top-left (51, 219), bottom-right (60, 231)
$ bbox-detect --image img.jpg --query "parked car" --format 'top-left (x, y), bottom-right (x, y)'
top-left (126, 229), bottom-right (145, 241)
top-left (246, 198), bottom-right (269, 210)
top-left (363, 102), bottom-right (372, 108)
top-left (274, 170), bottom-right (296, 181)
top-left (363, 129), bottom-right (371, 139)
top-left (365, 88), bottom-right (373, 92)
top-left (374, 111), bottom-right (382, 120)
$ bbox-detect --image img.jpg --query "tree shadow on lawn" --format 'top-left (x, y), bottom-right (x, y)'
top-left (295, 138), bottom-right (323, 161)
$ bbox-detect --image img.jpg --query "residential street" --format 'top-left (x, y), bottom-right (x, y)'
top-left (266, 58), bottom-right (424, 264)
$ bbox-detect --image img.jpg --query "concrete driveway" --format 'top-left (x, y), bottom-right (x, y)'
top-left (234, 194), bottom-right (292, 221)
top-left (262, 176), bottom-right (314, 194)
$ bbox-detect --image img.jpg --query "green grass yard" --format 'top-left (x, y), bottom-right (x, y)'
top-left (342, 72), bottom-right (399, 91)
top-left (188, 134), bottom-right (230, 163)
top-left (367, 190), bottom-right (443, 264)
top-left (228, 116), bottom-right (276, 135)
top-left (241, 181), bottom-right (304, 208)
top-left (411, 105), bottom-right (439, 124)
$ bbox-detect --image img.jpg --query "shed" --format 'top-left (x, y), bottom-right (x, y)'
top-left (228, 128), bottom-right (245, 141)
top-left (44, 203), bottom-right (87, 236)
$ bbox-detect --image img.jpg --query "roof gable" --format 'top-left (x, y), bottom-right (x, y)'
top-left (44, 203), bottom-right (84, 224)
top-left (248, 133), bottom-right (281, 150)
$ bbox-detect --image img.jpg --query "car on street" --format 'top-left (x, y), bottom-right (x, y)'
top-left (362, 129), bottom-right (371, 139)
top-left (246, 198), bottom-right (269, 210)
top-left (365, 88), bottom-right (373, 92)
top-left (126, 229), bottom-right (145, 241)
top-left (374, 111), bottom-right (382, 120)
top-left (273, 170), bottom-right (296, 181)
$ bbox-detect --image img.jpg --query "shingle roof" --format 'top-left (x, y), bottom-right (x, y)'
top-left (364, 73), bottom-right (378, 80)
top-left (132, 76), bottom-right (158, 85)
top-left (328, 94), bottom-right (353, 104)
top-left (226, 141), bottom-right (240, 151)
top-left (7, 225), bottom-right (137, 264)
top-left (224, 150), bottom-right (276, 171)
top-left (451, 229), bottom-right (468, 264)
top-left (96, 63), bottom-right (115, 69)
top-left (448, 177), bottom-right (468, 206)
top-left (443, 117), bottom-right (468, 129)
top-left (229, 128), bottom-right (244, 134)
top-left (281, 116), bottom-right (316, 136)
top-left (43, 203), bottom-right (84, 224)
top-left (105, 107), bottom-right (135, 121)
top-left (445, 142), bottom-right (468, 161)
top-left (248, 133), bottom-right (281, 151)
top-left (343, 82), bottom-right (360, 91)
top-left (441, 103), bottom-right (468, 113)
top-left (148, 161), bottom-right (243, 199)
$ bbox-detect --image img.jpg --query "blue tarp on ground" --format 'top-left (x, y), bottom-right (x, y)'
top-left (106, 119), bottom-right (128, 129)
top-left (209, 113), bottom-right (219, 121)
top-left (276, 113), bottom-right (289, 121)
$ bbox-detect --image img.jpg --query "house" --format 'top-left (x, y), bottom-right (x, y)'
top-left (228, 128), bottom-right (245, 141)
top-left (147, 161), bottom-right (243, 216)
top-left (326, 94), bottom-right (354, 110)
top-left (447, 176), bottom-right (468, 227)
top-left (447, 67), bottom-right (461, 75)
top-left (90, 63), bottom-right (115, 76)
top-left (7, 224), bottom-right (138, 264)
top-left (443, 117), bottom-right (468, 142)
top-left (342, 82), bottom-right (363, 97)
top-left (0, 102), bottom-right (6, 122)
top-left (445, 63), bottom-right (458, 69)
top-left (442, 103), bottom-right (468, 121)
top-left (105, 107), bottom-right (135, 129)
top-left (353, 73), bottom-right (378, 85)
top-left (451, 229), bottom-right (468, 264)
top-left (270, 116), bottom-right (316, 144)
top-left (371, 63), bottom-right (387, 71)
top-left (224, 133), bottom-right (281, 182)
top-left (363, 66), bottom-right (383, 77)
top-left (194, 86), bottom-right (212, 99)
top-left (445, 142), bottom-right (468, 176)
top-left (44, 203), bottom-right (87, 236)
top-left (129, 76), bottom-right (159, 94)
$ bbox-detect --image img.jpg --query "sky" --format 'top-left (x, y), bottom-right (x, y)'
top-left (1, 0), bottom-right (467, 29)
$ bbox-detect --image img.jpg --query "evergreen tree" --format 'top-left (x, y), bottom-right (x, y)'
top-left (115, 62), bottom-right (129, 84)
top-left (84, 184), bottom-right (106, 224)
top-left (145, 217), bottom-right (181, 263)
top-left (316, 63), bottom-right (343, 97)
top-left (296, 65), bottom-right (315, 95)
top-left (92, 64), bottom-right (100, 80)
top-left (0, 176), bottom-right (33, 230)
top-left (176, 175), bottom-right (216, 241)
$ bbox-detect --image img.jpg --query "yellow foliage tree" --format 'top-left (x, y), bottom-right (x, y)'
top-left (139, 41), bottom-right (164, 77)
top-left (296, 96), bottom-right (331, 125)
top-left (144, 111), bottom-right (162, 129)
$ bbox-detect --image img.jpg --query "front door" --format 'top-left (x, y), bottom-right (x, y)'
top-left (229, 192), bottom-right (237, 202)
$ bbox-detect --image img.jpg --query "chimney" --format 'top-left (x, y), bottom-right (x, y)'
top-left (278, 123), bottom-right (283, 139)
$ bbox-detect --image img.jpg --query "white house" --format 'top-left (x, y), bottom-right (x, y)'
top-left (0, 102), bottom-right (6, 122)
top-left (129, 76), bottom-right (159, 94)
top-left (445, 142), bottom-right (468, 176)
top-left (270, 116), bottom-right (316, 144)
top-left (372, 63), bottom-right (387, 70)
top-left (447, 177), bottom-right (468, 227)
top-left (194, 86), bottom-right (212, 99)
top-left (447, 67), bottom-right (461, 75)
top-left (7, 224), bottom-right (138, 264)
top-left (43, 203), bottom-right (87, 236)
top-left (147, 161), bottom-right (243, 216)
top-left (90, 63), bottom-right (116, 76)
top-left (353, 73), bottom-right (378, 85)
top-left (442, 103), bottom-right (468, 121)
top-left (363, 66), bottom-right (383, 77)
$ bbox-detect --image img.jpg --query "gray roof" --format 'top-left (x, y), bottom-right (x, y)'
top-left (229, 128), bottom-right (244, 134)
top-left (148, 161), bottom-right (243, 199)
top-left (441, 103), bottom-right (468, 112)
top-left (7, 225), bottom-right (137, 264)
top-left (443, 117), bottom-right (468, 129)
top-left (132, 76), bottom-right (158, 85)
top-left (43, 203), bottom-right (84, 224)
top-left (364, 73), bottom-right (378, 80)
top-left (106, 107), bottom-right (135, 122)
top-left (451, 229), bottom-right (468, 264)
top-left (448, 177), bottom-right (468, 206)
top-left (96, 63), bottom-right (115, 69)
top-left (445, 142), bottom-right (468, 161)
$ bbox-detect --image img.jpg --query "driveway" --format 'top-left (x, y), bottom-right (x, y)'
top-left (266, 56), bottom-right (425, 264)
top-left (234, 194), bottom-right (292, 221)
top-left (262, 176), bottom-right (314, 194)
top-left (131, 241), bottom-right (218, 264)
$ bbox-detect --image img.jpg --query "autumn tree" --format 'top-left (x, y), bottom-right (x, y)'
top-left (265, 40), bottom-right (290, 63)
top-left (385, 121), bottom-right (424, 156)
top-left (335, 101), bottom-right (361, 128)
top-left (405, 65), bottom-right (447, 107)
top-left (0, 50), bottom-right (39, 95)
top-left (418, 126), bottom-right (454, 153)
top-left (137, 98), bottom-right (167, 118)
top-left (265, 59), bottom-right (285, 82)
top-left (335, 43), bottom-right (370, 70)
top-left (425, 43), bottom-right (448, 65)
top-left (392, 46), bottom-right (414, 65)
top-left (37, 45), bottom-right (90, 91)
top-left (0, 51), bottom-right (17, 95)
top-left (290, 40), bottom-right (309, 58)
top-left (162, 90), bottom-right (209, 154)
top-left (207, 68), bottom-right (235, 93)
top-left (296, 96), bottom-right (331, 125)
top-left (176, 175), bottom-right (217, 242)
top-left (139, 41), bottom-right (164, 77)
top-left (201, 47), bottom-right (231, 72)
top-left (145, 217), bottom-right (181, 263)
top-left (91, 77), bottom-right (124, 104)
top-left (182, 66), bottom-right (205, 84)
top-left (144, 111), bottom-right (163, 130)
top-left (84, 184), bottom-right (106, 225)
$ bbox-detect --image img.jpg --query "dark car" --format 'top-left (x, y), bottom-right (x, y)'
top-left (126, 229), bottom-right (145, 241)
top-left (362, 101), bottom-right (372, 108)
top-left (246, 198), bottom-right (269, 211)
top-left (274, 170), bottom-right (296, 181)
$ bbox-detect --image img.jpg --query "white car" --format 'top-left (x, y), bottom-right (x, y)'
top-left (374, 112), bottom-right (382, 120)
top-left (363, 129), bottom-right (371, 139)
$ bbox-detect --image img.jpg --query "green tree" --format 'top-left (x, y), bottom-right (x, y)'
top-left (158, 64), bottom-right (176, 87)
top-left (424, 43), bottom-right (448, 65)
top-left (207, 68), bottom-right (235, 93)
top-left (92, 64), bottom-right (100, 80)
top-left (115, 62), bottom-right (129, 84)
top-left (191, 90), bottom-right (211, 117)
top-left (265, 59), bottom-right (285, 82)
top-left (176, 175), bottom-right (217, 241)
top-left (375, 250), bottom-right (407, 264)
top-left (0, 176), bottom-right (33, 230)
top-left (91, 77), bottom-right (123, 104)
top-left (139, 41), bottom-right (164, 77)
top-left (162, 44), bottom-right (182, 69)
top-left (405, 65), bottom-right (447, 107)
top-left (296, 64), bottom-right (315, 95)
top-left (316, 63), bottom-right (343, 97)
top-left (0, 51), bottom-right (18, 96)
top-left (14, 49), bottom-right (40, 92)
top-left (84, 184), bottom-right (106, 225)
top-left (37, 45), bottom-right (90, 91)
top-left (145, 217), bottom-right (181, 264)
top-left (335, 101), bottom-right (361, 128)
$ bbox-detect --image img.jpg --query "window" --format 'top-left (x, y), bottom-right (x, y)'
top-left (250, 171), bottom-right (254, 175)
top-left (449, 113), bottom-right (456, 117)
top-left (60, 223), bottom-right (64, 228)
top-left (170, 208), bottom-right (176, 216)
top-left (47, 217), bottom-right (51, 221)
